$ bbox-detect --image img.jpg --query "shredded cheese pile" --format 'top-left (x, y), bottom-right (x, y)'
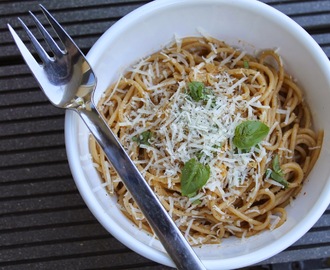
top-left (120, 68), bottom-right (269, 198)
top-left (91, 36), bottom-right (323, 245)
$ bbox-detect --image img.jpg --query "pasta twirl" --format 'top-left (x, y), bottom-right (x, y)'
top-left (89, 36), bottom-right (323, 245)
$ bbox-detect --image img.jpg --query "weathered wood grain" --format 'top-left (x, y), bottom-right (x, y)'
top-left (0, 1), bottom-right (329, 269)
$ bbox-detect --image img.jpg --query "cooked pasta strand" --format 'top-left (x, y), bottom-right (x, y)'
top-left (90, 36), bottom-right (323, 245)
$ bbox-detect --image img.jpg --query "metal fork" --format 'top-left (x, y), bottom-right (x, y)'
top-left (7, 4), bottom-right (206, 270)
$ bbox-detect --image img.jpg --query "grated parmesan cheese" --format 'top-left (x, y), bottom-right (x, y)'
top-left (100, 37), bottom-right (303, 242)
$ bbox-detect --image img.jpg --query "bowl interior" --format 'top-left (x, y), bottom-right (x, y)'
top-left (65, 0), bottom-right (330, 269)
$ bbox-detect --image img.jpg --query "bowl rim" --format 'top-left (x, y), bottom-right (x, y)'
top-left (65, 0), bottom-right (330, 269)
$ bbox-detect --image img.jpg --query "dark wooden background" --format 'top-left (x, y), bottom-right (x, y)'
top-left (1, 0), bottom-right (329, 269)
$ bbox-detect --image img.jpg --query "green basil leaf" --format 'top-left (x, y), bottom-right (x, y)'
top-left (180, 158), bottom-right (210, 197)
top-left (272, 154), bottom-right (282, 174)
top-left (266, 156), bottom-right (289, 189)
top-left (233, 120), bottom-right (269, 150)
top-left (187, 81), bottom-right (212, 102)
top-left (243, 60), bottom-right (249, 69)
top-left (270, 171), bottom-right (289, 188)
top-left (187, 81), bottom-right (204, 101)
top-left (132, 131), bottom-right (152, 146)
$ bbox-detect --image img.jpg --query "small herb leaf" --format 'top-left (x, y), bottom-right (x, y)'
top-left (187, 81), bottom-right (212, 102)
top-left (233, 120), bottom-right (269, 150)
top-left (269, 155), bottom-right (289, 188)
top-left (272, 154), bottom-right (281, 173)
top-left (181, 158), bottom-right (210, 197)
top-left (132, 131), bottom-right (152, 146)
top-left (270, 171), bottom-right (289, 188)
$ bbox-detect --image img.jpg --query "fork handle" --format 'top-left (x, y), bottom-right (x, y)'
top-left (77, 104), bottom-right (206, 270)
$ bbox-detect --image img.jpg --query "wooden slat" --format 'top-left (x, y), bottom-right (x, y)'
top-left (271, 1), bottom-right (330, 15)
top-left (0, 132), bottom-right (64, 152)
top-left (0, 64), bottom-right (30, 77)
top-left (0, 90), bottom-right (48, 106)
top-left (0, 103), bottom-right (63, 122)
top-left (0, 207), bottom-right (94, 231)
top-left (1, 1), bottom-right (150, 59)
top-left (0, 177), bottom-right (75, 198)
top-left (0, 162), bottom-right (71, 183)
top-left (0, 116), bottom-right (64, 137)
top-left (0, 251), bottom-right (168, 270)
top-left (0, 0), bottom-right (150, 16)
top-left (293, 229), bottom-right (330, 246)
top-left (0, 192), bottom-right (84, 216)
top-left (0, 148), bottom-right (67, 169)
top-left (0, 76), bottom-right (41, 92)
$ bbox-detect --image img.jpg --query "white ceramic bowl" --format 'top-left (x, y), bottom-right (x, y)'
top-left (65, 0), bottom-right (330, 269)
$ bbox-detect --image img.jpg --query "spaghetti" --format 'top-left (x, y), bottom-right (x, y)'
top-left (89, 36), bottom-right (323, 245)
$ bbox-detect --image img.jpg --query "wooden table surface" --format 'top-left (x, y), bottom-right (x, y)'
top-left (1, 0), bottom-right (330, 269)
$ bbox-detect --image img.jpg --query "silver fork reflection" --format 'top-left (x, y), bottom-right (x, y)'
top-left (7, 5), bottom-right (206, 270)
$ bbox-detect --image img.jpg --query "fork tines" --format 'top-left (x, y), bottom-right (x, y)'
top-left (8, 4), bottom-right (77, 66)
